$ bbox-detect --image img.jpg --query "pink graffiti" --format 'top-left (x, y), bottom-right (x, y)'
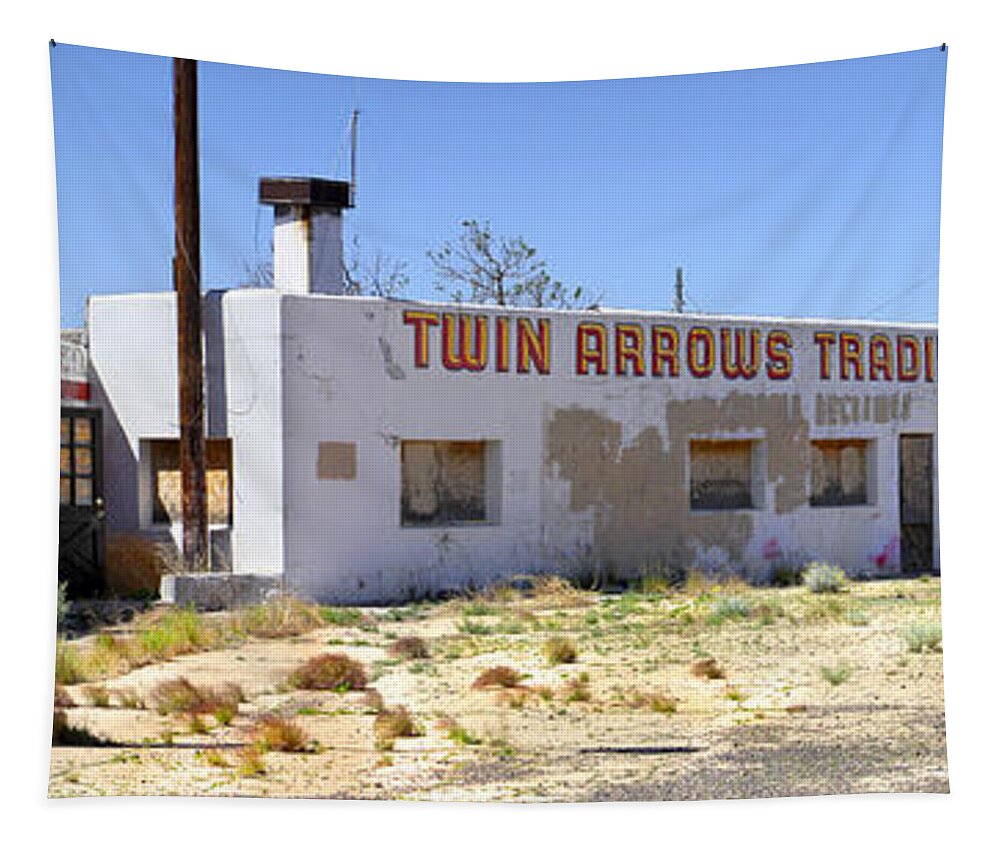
top-left (871, 536), bottom-right (901, 569)
top-left (762, 537), bottom-right (782, 561)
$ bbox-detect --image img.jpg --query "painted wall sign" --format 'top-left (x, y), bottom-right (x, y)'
top-left (402, 310), bottom-right (936, 383)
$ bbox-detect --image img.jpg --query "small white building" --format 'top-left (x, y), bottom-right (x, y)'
top-left (87, 178), bottom-right (938, 603)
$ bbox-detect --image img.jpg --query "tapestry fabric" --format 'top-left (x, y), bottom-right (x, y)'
top-left (50, 43), bottom-right (947, 800)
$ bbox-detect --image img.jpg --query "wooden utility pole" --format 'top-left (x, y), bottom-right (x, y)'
top-left (173, 57), bottom-right (208, 571)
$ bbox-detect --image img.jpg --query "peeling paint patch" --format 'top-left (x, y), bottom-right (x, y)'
top-left (544, 394), bottom-right (811, 580)
top-left (317, 442), bottom-right (357, 480)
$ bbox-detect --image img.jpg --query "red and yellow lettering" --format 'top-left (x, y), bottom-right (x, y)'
top-left (442, 313), bottom-right (488, 371)
top-left (720, 328), bottom-right (760, 380)
top-left (897, 334), bottom-right (921, 382)
top-left (869, 334), bottom-right (894, 381)
top-left (839, 332), bottom-right (864, 381)
top-left (615, 323), bottom-right (645, 376)
top-left (687, 327), bottom-right (715, 378)
top-left (495, 316), bottom-right (510, 372)
top-left (924, 336), bottom-right (936, 383)
top-left (576, 322), bottom-right (608, 375)
top-left (516, 317), bottom-right (551, 374)
top-left (651, 325), bottom-right (680, 377)
top-left (765, 330), bottom-right (793, 380)
top-left (403, 310), bottom-right (439, 369)
top-left (814, 331), bottom-right (836, 380)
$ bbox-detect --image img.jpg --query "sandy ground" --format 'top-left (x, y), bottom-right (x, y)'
top-left (49, 576), bottom-right (948, 801)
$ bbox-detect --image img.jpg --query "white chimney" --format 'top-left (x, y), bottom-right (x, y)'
top-left (259, 177), bottom-right (353, 295)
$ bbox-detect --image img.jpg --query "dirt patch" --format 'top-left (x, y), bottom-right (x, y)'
top-left (50, 578), bottom-right (947, 800)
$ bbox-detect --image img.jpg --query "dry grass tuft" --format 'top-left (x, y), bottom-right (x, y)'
top-left (148, 677), bottom-right (243, 718)
top-left (52, 597), bottom-right (329, 689)
top-left (236, 744), bottom-right (267, 777)
top-left (251, 715), bottom-right (309, 753)
top-left (287, 653), bottom-right (368, 691)
top-left (362, 689), bottom-right (385, 712)
top-left (562, 673), bottom-right (592, 703)
top-left (114, 687), bottom-right (144, 709)
top-left (388, 636), bottom-right (430, 660)
top-left (54, 685), bottom-right (75, 708)
top-left (204, 749), bottom-right (229, 768)
top-left (374, 706), bottom-right (423, 749)
top-left (472, 666), bottom-right (525, 690)
top-left (525, 575), bottom-right (590, 608)
top-left (234, 596), bottom-right (326, 639)
top-left (690, 658), bottom-right (725, 680)
top-left (55, 640), bottom-right (86, 685)
top-left (105, 533), bottom-right (174, 596)
top-left (542, 636), bottom-right (579, 665)
top-left (625, 690), bottom-right (679, 714)
top-left (83, 684), bottom-right (111, 707)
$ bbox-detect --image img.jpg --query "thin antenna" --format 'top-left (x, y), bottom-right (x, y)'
top-left (674, 267), bottom-right (685, 313)
top-left (349, 108), bottom-right (360, 207)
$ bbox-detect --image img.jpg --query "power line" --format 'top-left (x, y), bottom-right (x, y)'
top-left (861, 274), bottom-right (936, 319)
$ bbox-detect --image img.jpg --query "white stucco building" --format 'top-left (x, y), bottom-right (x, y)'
top-left (86, 178), bottom-right (938, 604)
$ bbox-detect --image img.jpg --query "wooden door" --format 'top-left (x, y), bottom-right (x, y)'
top-left (59, 407), bottom-right (105, 596)
top-left (899, 434), bottom-right (934, 574)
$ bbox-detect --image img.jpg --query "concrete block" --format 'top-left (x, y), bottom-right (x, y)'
top-left (159, 573), bottom-right (283, 610)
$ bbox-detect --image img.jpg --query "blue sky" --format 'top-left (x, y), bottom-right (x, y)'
top-left (50, 44), bottom-right (946, 328)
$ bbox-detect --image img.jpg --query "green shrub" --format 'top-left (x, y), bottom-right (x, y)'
top-left (770, 563), bottom-right (804, 587)
top-left (462, 601), bottom-right (497, 617)
top-left (710, 596), bottom-right (752, 620)
top-left (820, 663), bottom-right (852, 686)
top-left (905, 622), bottom-right (943, 653)
top-left (440, 718), bottom-right (481, 746)
top-left (320, 607), bottom-right (362, 627)
top-left (56, 582), bottom-right (69, 631)
top-left (55, 640), bottom-right (85, 685)
top-left (844, 608), bottom-right (871, 626)
top-left (802, 562), bottom-right (847, 594)
top-left (458, 619), bottom-right (492, 636)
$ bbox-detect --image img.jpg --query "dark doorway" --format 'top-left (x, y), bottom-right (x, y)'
top-left (59, 407), bottom-right (105, 596)
top-left (899, 434), bottom-right (934, 574)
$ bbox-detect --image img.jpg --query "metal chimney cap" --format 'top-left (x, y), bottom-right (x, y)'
top-left (259, 177), bottom-right (352, 209)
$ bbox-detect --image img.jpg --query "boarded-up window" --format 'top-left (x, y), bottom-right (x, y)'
top-left (690, 440), bottom-right (754, 511)
top-left (149, 439), bottom-right (233, 525)
top-left (401, 441), bottom-right (487, 525)
top-left (810, 439), bottom-right (869, 507)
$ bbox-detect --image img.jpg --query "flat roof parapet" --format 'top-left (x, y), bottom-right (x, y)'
top-left (259, 177), bottom-right (352, 209)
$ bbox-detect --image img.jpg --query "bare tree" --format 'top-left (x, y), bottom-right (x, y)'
top-left (343, 235), bottom-right (409, 298)
top-left (428, 219), bottom-right (598, 309)
top-left (241, 258), bottom-right (273, 287)
top-left (239, 235), bottom-right (409, 297)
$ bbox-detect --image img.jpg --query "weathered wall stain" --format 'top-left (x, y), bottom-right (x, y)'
top-left (545, 393), bottom-right (810, 578)
top-left (815, 392), bottom-right (912, 426)
top-left (378, 337), bottom-right (407, 380)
